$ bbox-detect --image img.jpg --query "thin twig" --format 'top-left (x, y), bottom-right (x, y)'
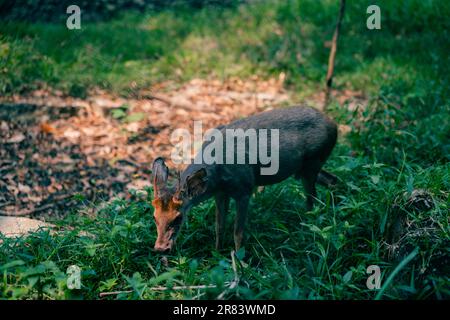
top-left (99, 251), bottom-right (242, 299)
top-left (0, 202), bottom-right (12, 209)
top-left (0, 165), bottom-right (15, 173)
top-left (99, 284), bottom-right (217, 297)
top-left (139, 93), bottom-right (172, 105)
top-left (0, 195), bottom-right (72, 217)
top-left (99, 290), bottom-right (131, 297)
top-left (0, 203), bottom-right (53, 217)
top-left (217, 250), bottom-right (240, 300)
top-left (324, 0), bottom-right (346, 110)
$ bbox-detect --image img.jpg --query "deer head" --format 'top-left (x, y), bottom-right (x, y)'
top-left (151, 157), bottom-right (209, 252)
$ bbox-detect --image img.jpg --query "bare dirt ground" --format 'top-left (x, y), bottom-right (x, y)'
top-left (0, 77), bottom-right (291, 218)
top-left (0, 76), bottom-right (366, 220)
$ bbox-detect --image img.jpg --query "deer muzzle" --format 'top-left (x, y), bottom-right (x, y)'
top-left (154, 227), bottom-right (175, 252)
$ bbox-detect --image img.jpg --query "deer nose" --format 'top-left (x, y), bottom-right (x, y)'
top-left (154, 242), bottom-right (172, 253)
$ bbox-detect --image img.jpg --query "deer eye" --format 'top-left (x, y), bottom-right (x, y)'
top-left (179, 188), bottom-right (187, 198)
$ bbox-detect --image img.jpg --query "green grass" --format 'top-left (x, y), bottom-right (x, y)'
top-left (0, 154), bottom-right (448, 299)
top-left (2, 0), bottom-right (448, 97)
top-left (0, 0), bottom-right (449, 299)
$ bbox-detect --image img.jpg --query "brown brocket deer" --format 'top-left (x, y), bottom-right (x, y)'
top-left (151, 106), bottom-right (337, 252)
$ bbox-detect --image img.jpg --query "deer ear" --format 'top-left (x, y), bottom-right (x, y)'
top-left (152, 157), bottom-right (169, 198)
top-left (186, 168), bottom-right (208, 198)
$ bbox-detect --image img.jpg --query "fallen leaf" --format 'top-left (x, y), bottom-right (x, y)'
top-left (7, 132), bottom-right (25, 143)
top-left (63, 128), bottom-right (81, 139)
top-left (18, 183), bottom-right (31, 193)
top-left (40, 123), bottom-right (56, 134)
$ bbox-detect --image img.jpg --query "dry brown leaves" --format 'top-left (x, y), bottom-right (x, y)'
top-left (0, 76), bottom-right (290, 217)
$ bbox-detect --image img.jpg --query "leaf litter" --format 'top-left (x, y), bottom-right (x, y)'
top-left (0, 76), bottom-right (290, 219)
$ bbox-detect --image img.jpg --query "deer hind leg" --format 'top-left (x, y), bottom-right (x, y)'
top-left (215, 193), bottom-right (230, 250)
top-left (302, 172), bottom-right (319, 210)
top-left (297, 162), bottom-right (323, 211)
top-left (234, 195), bottom-right (250, 251)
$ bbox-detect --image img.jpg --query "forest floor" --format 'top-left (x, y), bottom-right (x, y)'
top-left (0, 77), bottom-right (292, 218)
top-left (0, 77), bottom-right (365, 219)
top-left (0, 1), bottom-right (448, 300)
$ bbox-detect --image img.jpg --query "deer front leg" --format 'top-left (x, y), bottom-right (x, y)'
top-left (215, 193), bottom-right (229, 250)
top-left (234, 195), bottom-right (250, 251)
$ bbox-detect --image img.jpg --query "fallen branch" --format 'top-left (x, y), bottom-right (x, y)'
top-left (99, 250), bottom-right (242, 299)
top-left (0, 195), bottom-right (73, 217)
top-left (0, 202), bottom-right (12, 209)
top-left (99, 284), bottom-right (217, 297)
top-left (137, 92), bottom-right (201, 112)
top-left (217, 250), bottom-right (240, 300)
top-left (0, 203), bottom-right (54, 217)
top-left (0, 165), bottom-right (15, 173)
top-left (135, 92), bottom-right (172, 106)
top-left (98, 291), bottom-right (130, 297)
